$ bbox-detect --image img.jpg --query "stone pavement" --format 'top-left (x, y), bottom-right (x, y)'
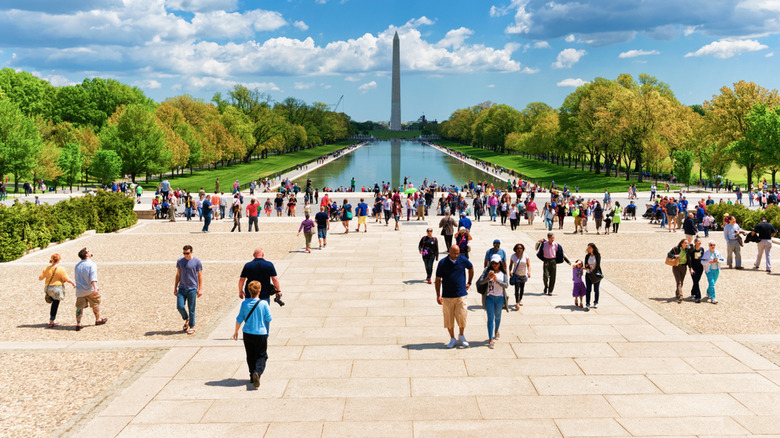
top-left (69, 217), bottom-right (779, 437)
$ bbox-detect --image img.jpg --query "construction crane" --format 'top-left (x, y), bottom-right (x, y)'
top-left (330, 95), bottom-right (344, 112)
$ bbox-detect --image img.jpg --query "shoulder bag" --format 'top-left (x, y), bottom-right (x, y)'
top-left (664, 255), bottom-right (679, 266)
top-left (44, 267), bottom-right (66, 302)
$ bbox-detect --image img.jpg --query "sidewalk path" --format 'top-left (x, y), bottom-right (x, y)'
top-left (65, 216), bottom-right (779, 437)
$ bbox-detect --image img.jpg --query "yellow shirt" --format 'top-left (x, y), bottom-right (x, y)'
top-left (41, 266), bottom-right (68, 286)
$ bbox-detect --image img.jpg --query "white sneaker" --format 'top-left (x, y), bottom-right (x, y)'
top-left (711, 299), bottom-right (718, 304)
top-left (592, 303), bottom-right (598, 309)
top-left (446, 338), bottom-right (457, 349)
top-left (458, 335), bottom-right (469, 348)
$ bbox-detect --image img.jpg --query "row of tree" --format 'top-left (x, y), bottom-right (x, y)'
top-left (0, 69), bottom-right (354, 191)
top-left (438, 74), bottom-right (780, 189)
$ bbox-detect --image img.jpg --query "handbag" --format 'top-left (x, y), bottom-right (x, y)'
top-left (44, 267), bottom-right (65, 303)
top-left (588, 270), bottom-right (604, 284)
top-left (664, 256), bottom-right (679, 267)
top-left (346, 211), bottom-right (353, 220)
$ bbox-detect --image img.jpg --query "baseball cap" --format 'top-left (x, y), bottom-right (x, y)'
top-left (490, 254), bottom-right (502, 263)
top-left (493, 239), bottom-right (501, 244)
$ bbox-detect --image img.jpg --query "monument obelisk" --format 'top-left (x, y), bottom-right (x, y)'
top-left (390, 31), bottom-right (401, 131)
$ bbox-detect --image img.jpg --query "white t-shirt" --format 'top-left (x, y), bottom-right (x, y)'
top-left (510, 253), bottom-right (529, 276)
top-left (487, 271), bottom-right (505, 296)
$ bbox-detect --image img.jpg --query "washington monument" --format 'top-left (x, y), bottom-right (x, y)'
top-left (390, 31), bottom-right (401, 131)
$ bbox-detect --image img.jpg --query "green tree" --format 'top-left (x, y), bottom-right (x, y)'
top-left (672, 149), bottom-right (695, 188)
top-left (89, 149), bottom-right (123, 185)
top-left (0, 99), bottom-right (44, 192)
top-left (0, 68), bottom-right (55, 118)
top-left (99, 104), bottom-right (168, 182)
top-left (57, 142), bottom-right (84, 190)
top-left (743, 104), bottom-right (780, 187)
top-left (472, 104), bottom-right (521, 152)
top-left (52, 78), bottom-right (149, 128)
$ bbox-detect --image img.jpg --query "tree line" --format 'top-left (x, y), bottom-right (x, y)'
top-left (438, 74), bottom-right (780, 190)
top-left (0, 69), bottom-right (354, 191)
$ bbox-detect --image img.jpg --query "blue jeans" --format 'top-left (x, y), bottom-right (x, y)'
top-left (202, 215), bottom-right (211, 232)
top-left (485, 294), bottom-right (504, 340)
top-left (185, 207), bottom-right (192, 220)
top-left (489, 205), bottom-right (497, 220)
top-left (544, 218), bottom-right (553, 231)
top-left (705, 269), bottom-right (719, 300)
top-left (177, 288), bottom-right (197, 327)
top-left (585, 276), bottom-right (600, 307)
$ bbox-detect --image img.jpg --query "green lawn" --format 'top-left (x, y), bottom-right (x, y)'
top-left (691, 163), bottom-right (771, 187)
top-left (439, 141), bottom-right (658, 192)
top-left (368, 130), bottom-right (422, 139)
top-left (140, 141), bottom-right (354, 193)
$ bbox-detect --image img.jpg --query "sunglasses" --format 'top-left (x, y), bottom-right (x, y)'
top-left (183, 252), bottom-right (191, 255)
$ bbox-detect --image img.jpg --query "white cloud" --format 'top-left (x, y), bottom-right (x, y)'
top-left (685, 39), bottom-right (768, 59)
top-left (188, 76), bottom-right (279, 91)
top-left (684, 25), bottom-right (700, 36)
top-left (565, 34), bottom-right (575, 42)
top-left (504, 0), bottom-right (533, 34)
top-left (358, 80), bottom-right (376, 93)
top-left (766, 52), bottom-right (775, 57)
top-left (737, 0), bottom-right (780, 12)
top-left (31, 72), bottom-right (77, 86)
top-left (437, 27), bottom-right (474, 49)
top-left (132, 79), bottom-right (163, 89)
top-left (293, 20), bottom-right (308, 31)
top-left (294, 81), bottom-right (314, 89)
top-left (166, 0), bottom-right (238, 12)
top-left (556, 78), bottom-right (586, 87)
top-left (552, 48), bottom-right (586, 69)
top-left (487, 84), bottom-right (495, 88)
top-left (533, 41), bottom-right (550, 48)
top-left (618, 49), bottom-right (660, 58)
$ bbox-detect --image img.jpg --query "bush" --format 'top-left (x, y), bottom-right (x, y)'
top-left (706, 203), bottom-right (780, 231)
top-left (0, 191), bottom-right (137, 262)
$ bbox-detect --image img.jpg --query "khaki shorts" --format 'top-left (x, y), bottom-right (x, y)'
top-left (76, 294), bottom-right (101, 309)
top-left (358, 216), bottom-right (367, 225)
top-left (442, 296), bottom-right (467, 329)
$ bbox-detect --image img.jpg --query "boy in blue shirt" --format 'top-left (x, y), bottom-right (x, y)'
top-left (233, 281), bottom-right (272, 389)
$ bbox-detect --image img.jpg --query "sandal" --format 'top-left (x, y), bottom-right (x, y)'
top-left (95, 318), bottom-right (108, 326)
top-left (75, 324), bottom-right (83, 331)
top-left (183, 320), bottom-right (189, 331)
top-left (48, 322), bottom-right (59, 328)
top-left (187, 328), bottom-right (195, 335)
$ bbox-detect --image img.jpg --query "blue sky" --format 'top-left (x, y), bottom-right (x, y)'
top-left (1, 0), bottom-right (779, 123)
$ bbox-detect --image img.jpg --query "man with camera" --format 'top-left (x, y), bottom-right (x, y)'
top-left (239, 248), bottom-right (283, 310)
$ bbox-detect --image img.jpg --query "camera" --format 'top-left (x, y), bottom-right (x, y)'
top-left (273, 294), bottom-right (285, 307)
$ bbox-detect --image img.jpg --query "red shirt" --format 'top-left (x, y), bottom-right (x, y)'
top-left (246, 203), bottom-right (259, 217)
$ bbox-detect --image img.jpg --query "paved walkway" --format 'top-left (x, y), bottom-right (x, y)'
top-left (65, 217), bottom-right (779, 437)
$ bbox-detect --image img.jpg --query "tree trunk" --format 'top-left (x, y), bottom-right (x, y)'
top-left (636, 154), bottom-right (644, 183)
top-left (747, 165), bottom-right (754, 192)
top-left (14, 172), bottom-right (19, 193)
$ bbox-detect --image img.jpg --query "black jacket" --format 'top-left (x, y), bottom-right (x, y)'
top-left (536, 241), bottom-right (570, 264)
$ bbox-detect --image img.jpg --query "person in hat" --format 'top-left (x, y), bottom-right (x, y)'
top-left (458, 211), bottom-right (472, 230)
top-left (484, 239), bottom-right (507, 271)
top-left (477, 254), bottom-right (509, 349)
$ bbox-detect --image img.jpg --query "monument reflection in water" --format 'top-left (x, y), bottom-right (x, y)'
top-left (293, 140), bottom-right (504, 191)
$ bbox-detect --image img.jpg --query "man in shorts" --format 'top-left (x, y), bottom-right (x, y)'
top-left (355, 198), bottom-right (369, 232)
top-left (74, 248), bottom-right (107, 331)
top-left (435, 245), bottom-right (474, 348)
top-left (274, 194), bottom-right (284, 217)
top-left (314, 206), bottom-right (330, 249)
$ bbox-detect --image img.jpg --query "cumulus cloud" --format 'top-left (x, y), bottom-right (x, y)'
top-left (533, 41), bottom-right (550, 48)
top-left (487, 84), bottom-right (495, 88)
top-left (132, 79), bottom-right (163, 89)
top-left (166, 0), bottom-right (238, 12)
top-left (556, 78), bottom-right (586, 87)
top-left (437, 27), bottom-right (474, 49)
top-left (293, 20), bottom-right (308, 31)
top-left (552, 48), bottom-right (585, 69)
top-left (685, 39), bottom-right (768, 59)
top-left (618, 49), bottom-right (660, 58)
top-left (358, 81), bottom-right (376, 93)
top-left (188, 76), bottom-right (279, 91)
top-left (294, 81), bottom-right (314, 89)
top-left (565, 34), bottom-right (575, 42)
top-left (493, 0), bottom-right (780, 46)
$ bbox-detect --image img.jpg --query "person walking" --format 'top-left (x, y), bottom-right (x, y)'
top-left (231, 202), bottom-right (242, 232)
top-left (314, 206), bottom-right (329, 249)
top-left (174, 245), bottom-right (203, 335)
top-left (752, 216), bottom-right (776, 272)
top-left (477, 254), bottom-right (508, 349)
top-left (593, 202), bottom-right (603, 234)
top-left (233, 280), bottom-right (272, 389)
top-left (683, 212), bottom-right (697, 243)
top-left (39, 253), bottom-right (75, 328)
top-left (572, 260), bottom-right (586, 308)
top-left (455, 227), bottom-right (472, 260)
top-left (508, 203), bottom-right (519, 231)
top-left (74, 248), bottom-right (107, 331)
top-left (583, 243), bottom-right (602, 310)
top-left (687, 238), bottom-right (704, 303)
top-left (536, 233), bottom-right (571, 295)
top-left (201, 194), bottom-right (213, 233)
top-left (438, 211), bottom-right (457, 251)
top-left (340, 199), bottom-right (353, 233)
top-left (355, 198), bottom-right (369, 233)
top-left (418, 228), bottom-right (439, 284)
top-left (435, 245), bottom-right (474, 349)
top-left (667, 239), bottom-right (689, 303)
top-left (723, 215), bottom-right (745, 269)
top-left (238, 248), bottom-right (282, 306)
top-left (701, 241), bottom-right (724, 304)
top-left (508, 243), bottom-right (530, 309)
top-left (611, 202), bottom-right (622, 234)
top-left (246, 198), bottom-right (260, 232)
top-left (297, 214), bottom-right (315, 253)
top-left (542, 202), bottom-right (555, 231)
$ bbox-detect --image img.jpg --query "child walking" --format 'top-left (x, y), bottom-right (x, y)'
top-left (233, 281), bottom-right (272, 389)
top-left (572, 260), bottom-right (586, 308)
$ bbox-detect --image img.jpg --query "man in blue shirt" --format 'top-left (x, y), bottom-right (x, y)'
top-left (314, 206), bottom-right (330, 249)
top-left (458, 212), bottom-right (472, 231)
top-left (355, 198), bottom-right (369, 233)
top-left (435, 245), bottom-right (474, 349)
top-left (175, 245), bottom-right (203, 335)
top-left (484, 239), bottom-right (506, 270)
top-left (201, 194), bottom-right (212, 233)
top-left (74, 248), bottom-right (107, 331)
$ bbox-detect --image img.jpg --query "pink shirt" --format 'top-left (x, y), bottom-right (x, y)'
top-left (542, 241), bottom-right (558, 259)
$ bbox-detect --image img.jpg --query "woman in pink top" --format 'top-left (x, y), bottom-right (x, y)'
top-left (526, 200), bottom-right (537, 225)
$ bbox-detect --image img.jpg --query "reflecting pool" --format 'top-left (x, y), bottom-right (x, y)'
top-left (293, 140), bottom-right (504, 190)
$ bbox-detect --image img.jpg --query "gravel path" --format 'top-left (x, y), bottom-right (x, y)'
top-left (0, 350), bottom-right (150, 438)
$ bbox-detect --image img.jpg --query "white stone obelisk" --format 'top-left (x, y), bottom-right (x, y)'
top-left (390, 31), bottom-right (401, 131)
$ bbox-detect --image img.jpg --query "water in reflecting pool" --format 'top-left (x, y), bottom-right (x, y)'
top-left (294, 140), bottom-right (503, 190)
